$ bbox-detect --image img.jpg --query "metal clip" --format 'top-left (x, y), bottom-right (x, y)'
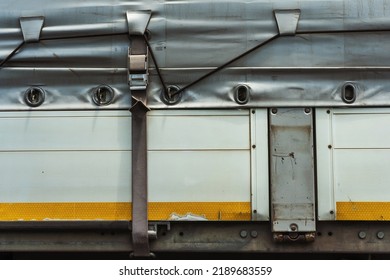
top-left (128, 49), bottom-right (149, 91)
top-left (19, 16), bottom-right (44, 43)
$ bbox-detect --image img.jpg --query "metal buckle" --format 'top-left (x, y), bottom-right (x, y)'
top-left (128, 49), bottom-right (149, 91)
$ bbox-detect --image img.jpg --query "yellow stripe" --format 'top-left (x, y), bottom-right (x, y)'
top-left (0, 202), bottom-right (250, 221)
top-left (336, 202), bottom-right (390, 220)
top-left (150, 202), bottom-right (251, 220)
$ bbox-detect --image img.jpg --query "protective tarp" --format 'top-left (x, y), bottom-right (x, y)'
top-left (2, 0), bottom-right (390, 110)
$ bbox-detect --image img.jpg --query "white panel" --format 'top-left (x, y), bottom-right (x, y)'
top-left (334, 149), bottom-right (390, 202)
top-left (148, 110), bottom-right (249, 116)
top-left (148, 151), bottom-right (250, 202)
top-left (148, 115), bottom-right (250, 150)
top-left (0, 111), bottom-right (131, 151)
top-left (251, 109), bottom-right (269, 221)
top-left (316, 107), bottom-right (390, 220)
top-left (0, 151), bottom-right (131, 202)
top-left (316, 108), bottom-right (335, 220)
top-left (333, 113), bottom-right (390, 148)
top-left (0, 109), bottom-right (254, 210)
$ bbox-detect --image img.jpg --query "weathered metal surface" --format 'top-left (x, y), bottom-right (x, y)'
top-left (269, 108), bottom-right (315, 233)
top-left (1, 221), bottom-right (390, 254)
top-left (2, 1), bottom-right (390, 109)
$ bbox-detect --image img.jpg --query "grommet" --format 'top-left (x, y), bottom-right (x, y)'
top-left (92, 85), bottom-right (115, 106)
top-left (234, 84), bottom-right (250, 105)
top-left (24, 87), bottom-right (45, 107)
top-left (342, 83), bottom-right (356, 104)
top-left (161, 85), bottom-right (182, 105)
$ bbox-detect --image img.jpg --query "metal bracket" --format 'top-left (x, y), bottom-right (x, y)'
top-left (148, 222), bottom-right (171, 240)
top-left (128, 48), bottom-right (149, 91)
top-left (273, 9), bottom-right (300, 36)
top-left (273, 232), bottom-right (316, 243)
top-left (19, 16), bottom-right (45, 43)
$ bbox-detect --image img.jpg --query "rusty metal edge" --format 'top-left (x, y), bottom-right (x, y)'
top-left (0, 221), bottom-right (390, 254)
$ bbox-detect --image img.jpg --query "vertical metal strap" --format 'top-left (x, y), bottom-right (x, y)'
top-left (129, 36), bottom-right (151, 257)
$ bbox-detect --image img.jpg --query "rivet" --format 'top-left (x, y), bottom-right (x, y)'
top-left (271, 108), bottom-right (278, 114)
top-left (328, 145), bottom-right (332, 149)
top-left (252, 145), bottom-right (256, 149)
top-left (250, 231), bottom-right (258, 238)
top-left (304, 108), bottom-right (311, 114)
top-left (240, 230), bottom-right (248, 238)
top-left (377, 231), bottom-right (385, 239)
top-left (358, 231), bottom-right (366, 239)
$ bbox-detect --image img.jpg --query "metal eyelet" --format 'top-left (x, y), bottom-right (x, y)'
top-left (24, 87), bottom-right (45, 107)
top-left (342, 83), bottom-right (356, 104)
top-left (234, 84), bottom-right (250, 105)
top-left (161, 85), bottom-right (182, 105)
top-left (92, 85), bottom-right (115, 106)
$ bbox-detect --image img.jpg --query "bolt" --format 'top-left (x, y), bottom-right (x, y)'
top-left (377, 231), bottom-right (385, 239)
top-left (290, 223), bottom-right (298, 232)
top-left (252, 145), bottom-right (256, 149)
top-left (358, 231), bottom-right (366, 239)
top-left (304, 108), bottom-right (311, 114)
top-left (330, 210), bottom-right (334, 215)
top-left (305, 233), bottom-right (316, 242)
top-left (326, 110), bottom-right (331, 114)
top-left (328, 145), bottom-right (332, 149)
top-left (273, 233), bottom-right (284, 242)
top-left (240, 230), bottom-right (248, 238)
top-left (271, 108), bottom-right (277, 114)
top-left (250, 231), bottom-right (258, 238)
top-left (252, 110), bottom-right (255, 114)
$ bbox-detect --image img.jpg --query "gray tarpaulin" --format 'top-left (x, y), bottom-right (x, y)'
top-left (2, 0), bottom-right (390, 110)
